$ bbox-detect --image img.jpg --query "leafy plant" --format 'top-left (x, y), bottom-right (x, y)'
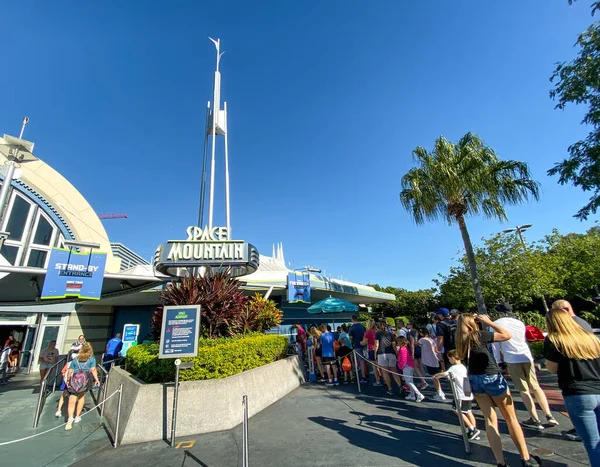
top-left (528, 341), bottom-right (545, 359)
top-left (514, 311), bottom-right (546, 330)
top-left (126, 334), bottom-right (288, 383)
top-left (161, 268), bottom-right (249, 338)
top-left (233, 294), bottom-right (283, 334)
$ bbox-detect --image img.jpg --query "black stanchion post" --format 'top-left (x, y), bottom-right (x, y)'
top-left (353, 351), bottom-right (361, 393)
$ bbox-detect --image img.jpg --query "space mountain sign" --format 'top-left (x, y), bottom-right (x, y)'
top-left (154, 226), bottom-right (259, 277)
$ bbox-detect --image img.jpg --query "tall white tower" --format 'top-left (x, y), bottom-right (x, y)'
top-left (198, 38), bottom-right (231, 235)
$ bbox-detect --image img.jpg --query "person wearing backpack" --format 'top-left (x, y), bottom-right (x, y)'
top-left (64, 343), bottom-right (100, 431)
top-left (436, 308), bottom-right (458, 369)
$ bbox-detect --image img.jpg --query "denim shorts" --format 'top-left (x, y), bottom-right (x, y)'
top-left (469, 372), bottom-right (508, 397)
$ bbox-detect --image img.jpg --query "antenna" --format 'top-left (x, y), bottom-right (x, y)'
top-left (19, 116), bottom-right (29, 139)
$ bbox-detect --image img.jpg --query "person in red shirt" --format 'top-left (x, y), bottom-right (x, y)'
top-left (294, 322), bottom-right (307, 352)
top-left (361, 320), bottom-right (382, 386)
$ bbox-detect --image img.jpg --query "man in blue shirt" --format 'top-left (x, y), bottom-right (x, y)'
top-left (319, 324), bottom-right (339, 386)
top-left (349, 315), bottom-right (369, 383)
top-left (103, 333), bottom-right (123, 371)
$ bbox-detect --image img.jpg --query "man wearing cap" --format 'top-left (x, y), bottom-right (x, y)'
top-left (436, 307), bottom-right (457, 369)
top-left (492, 302), bottom-right (558, 430)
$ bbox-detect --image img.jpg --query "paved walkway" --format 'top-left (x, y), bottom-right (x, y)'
top-left (71, 372), bottom-right (590, 467)
top-left (0, 371), bottom-right (111, 467)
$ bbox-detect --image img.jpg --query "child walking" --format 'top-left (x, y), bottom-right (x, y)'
top-left (396, 336), bottom-right (424, 402)
top-left (418, 328), bottom-right (446, 400)
top-left (434, 349), bottom-right (481, 441)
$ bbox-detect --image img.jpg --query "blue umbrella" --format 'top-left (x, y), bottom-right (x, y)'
top-left (307, 296), bottom-right (358, 328)
top-left (307, 296), bottom-right (359, 313)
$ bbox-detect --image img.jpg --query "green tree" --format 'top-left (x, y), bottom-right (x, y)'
top-left (549, 1), bottom-right (600, 219)
top-left (400, 133), bottom-right (540, 314)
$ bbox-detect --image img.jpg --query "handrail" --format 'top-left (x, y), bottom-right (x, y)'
top-left (32, 356), bottom-right (67, 428)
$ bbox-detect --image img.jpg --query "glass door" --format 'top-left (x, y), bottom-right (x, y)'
top-left (32, 314), bottom-right (67, 373)
top-left (21, 325), bottom-right (37, 373)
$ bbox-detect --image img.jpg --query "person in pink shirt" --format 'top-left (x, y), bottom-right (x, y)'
top-left (293, 322), bottom-right (307, 352)
top-left (396, 336), bottom-right (425, 402)
top-left (361, 320), bottom-right (382, 386)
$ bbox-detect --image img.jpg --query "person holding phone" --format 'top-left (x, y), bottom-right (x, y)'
top-left (456, 313), bottom-right (541, 467)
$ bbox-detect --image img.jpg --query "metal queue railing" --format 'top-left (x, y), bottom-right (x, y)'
top-left (33, 357), bottom-right (67, 428)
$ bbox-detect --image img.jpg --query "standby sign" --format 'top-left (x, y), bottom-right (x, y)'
top-left (41, 248), bottom-right (107, 300)
top-left (154, 226), bottom-right (259, 277)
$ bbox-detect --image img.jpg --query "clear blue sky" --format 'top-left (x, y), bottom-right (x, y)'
top-left (1, 1), bottom-right (597, 291)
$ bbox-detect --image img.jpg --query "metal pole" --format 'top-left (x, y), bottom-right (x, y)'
top-left (353, 351), bottom-right (361, 393)
top-left (198, 102), bottom-right (210, 227)
top-left (207, 39), bottom-right (221, 231)
top-left (242, 395), bottom-right (249, 467)
top-left (33, 379), bottom-right (46, 428)
top-left (0, 161), bottom-right (16, 224)
top-left (516, 227), bottom-right (549, 312)
top-left (114, 383), bottom-right (123, 449)
top-left (223, 101), bottom-right (231, 236)
top-left (170, 362), bottom-right (181, 447)
top-left (448, 373), bottom-right (470, 454)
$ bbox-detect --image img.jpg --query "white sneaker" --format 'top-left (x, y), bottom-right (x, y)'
top-left (55, 410), bottom-right (61, 418)
top-left (65, 417), bottom-right (74, 431)
top-left (416, 393), bottom-right (425, 403)
top-left (74, 416), bottom-right (82, 424)
top-left (405, 394), bottom-right (416, 401)
top-left (432, 393), bottom-right (446, 401)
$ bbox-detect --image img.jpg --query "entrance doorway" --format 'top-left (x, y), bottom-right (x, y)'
top-left (0, 324), bottom-right (31, 370)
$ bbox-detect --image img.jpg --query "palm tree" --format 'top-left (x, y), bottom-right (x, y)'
top-left (400, 132), bottom-right (540, 314)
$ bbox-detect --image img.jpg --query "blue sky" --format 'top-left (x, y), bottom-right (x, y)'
top-left (1, 1), bottom-right (597, 291)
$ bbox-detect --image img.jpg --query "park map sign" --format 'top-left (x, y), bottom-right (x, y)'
top-left (154, 226), bottom-right (259, 277)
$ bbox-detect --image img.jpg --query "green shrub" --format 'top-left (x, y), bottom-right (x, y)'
top-left (386, 317), bottom-right (395, 327)
top-left (395, 316), bottom-right (411, 327)
top-left (514, 311), bottom-right (546, 330)
top-left (126, 334), bottom-right (288, 383)
top-left (528, 341), bottom-right (544, 359)
top-left (580, 311), bottom-right (600, 327)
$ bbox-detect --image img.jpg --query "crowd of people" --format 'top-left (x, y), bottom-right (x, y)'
top-left (295, 299), bottom-right (600, 467)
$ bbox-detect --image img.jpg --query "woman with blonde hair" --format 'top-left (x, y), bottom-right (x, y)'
top-left (309, 326), bottom-right (325, 381)
top-left (64, 342), bottom-right (100, 431)
top-left (545, 307), bottom-right (600, 466)
top-left (456, 314), bottom-right (540, 467)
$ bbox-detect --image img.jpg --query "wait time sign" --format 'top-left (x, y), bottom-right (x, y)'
top-left (158, 305), bottom-right (201, 359)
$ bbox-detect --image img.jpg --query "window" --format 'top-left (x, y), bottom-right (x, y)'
top-left (27, 249), bottom-right (47, 268)
top-left (4, 195), bottom-right (32, 242)
top-left (0, 191), bottom-right (61, 268)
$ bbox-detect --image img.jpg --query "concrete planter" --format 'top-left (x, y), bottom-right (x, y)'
top-left (103, 355), bottom-right (305, 445)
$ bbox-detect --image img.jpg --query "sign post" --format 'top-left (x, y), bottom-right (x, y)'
top-left (159, 305), bottom-right (201, 447)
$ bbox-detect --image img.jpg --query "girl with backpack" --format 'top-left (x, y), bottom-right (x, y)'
top-left (64, 343), bottom-right (100, 431)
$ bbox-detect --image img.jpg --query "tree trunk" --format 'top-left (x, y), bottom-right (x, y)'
top-left (456, 214), bottom-right (488, 315)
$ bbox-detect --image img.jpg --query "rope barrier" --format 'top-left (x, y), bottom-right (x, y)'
top-left (352, 350), bottom-right (439, 381)
top-left (0, 387), bottom-right (121, 446)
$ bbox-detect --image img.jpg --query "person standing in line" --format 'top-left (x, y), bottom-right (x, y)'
top-left (103, 333), bottom-right (123, 371)
top-left (293, 322), bottom-right (307, 353)
top-left (375, 321), bottom-right (402, 396)
top-left (552, 299), bottom-right (595, 442)
top-left (309, 326), bottom-right (325, 381)
top-left (426, 314), bottom-right (438, 340)
top-left (418, 328), bottom-right (445, 400)
top-left (434, 349), bottom-right (481, 441)
top-left (491, 302), bottom-right (558, 431)
top-left (339, 324), bottom-right (352, 348)
top-left (0, 342), bottom-right (12, 385)
top-left (436, 308), bottom-right (457, 370)
top-left (361, 320), bottom-right (383, 387)
top-left (349, 315), bottom-right (369, 383)
top-left (397, 319), bottom-right (409, 338)
top-left (407, 322), bottom-right (428, 390)
top-left (544, 308), bottom-right (600, 466)
top-left (552, 299), bottom-right (594, 333)
top-left (319, 324), bottom-right (339, 387)
top-left (64, 343), bottom-right (100, 431)
top-left (397, 336), bottom-right (425, 402)
top-left (68, 335), bottom-right (85, 362)
top-left (39, 340), bottom-right (59, 381)
top-left (456, 313), bottom-right (541, 467)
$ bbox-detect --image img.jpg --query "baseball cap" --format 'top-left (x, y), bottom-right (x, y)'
top-left (494, 302), bottom-right (513, 315)
top-left (436, 308), bottom-right (450, 317)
